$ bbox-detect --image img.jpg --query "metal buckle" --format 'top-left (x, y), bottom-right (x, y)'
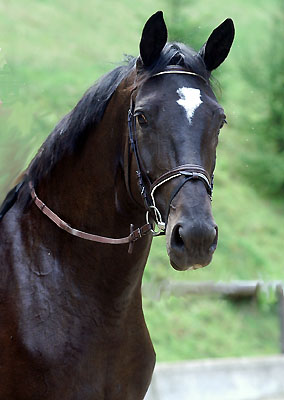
top-left (146, 206), bottom-right (166, 236)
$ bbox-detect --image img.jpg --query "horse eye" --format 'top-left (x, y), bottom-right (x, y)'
top-left (136, 113), bottom-right (148, 126)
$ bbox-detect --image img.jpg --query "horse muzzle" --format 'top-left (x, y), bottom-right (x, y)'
top-left (165, 181), bottom-right (218, 271)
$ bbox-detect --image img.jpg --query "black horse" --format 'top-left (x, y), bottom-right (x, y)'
top-left (0, 11), bottom-right (234, 399)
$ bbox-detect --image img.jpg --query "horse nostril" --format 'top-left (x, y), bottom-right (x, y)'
top-left (171, 223), bottom-right (218, 253)
top-left (172, 224), bottom-right (184, 249)
top-left (209, 225), bottom-right (218, 254)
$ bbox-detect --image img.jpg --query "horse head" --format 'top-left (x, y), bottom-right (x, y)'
top-left (128, 12), bottom-right (234, 271)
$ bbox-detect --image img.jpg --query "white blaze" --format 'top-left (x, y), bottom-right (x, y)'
top-left (176, 87), bottom-right (202, 124)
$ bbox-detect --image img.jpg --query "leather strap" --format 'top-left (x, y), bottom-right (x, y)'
top-left (150, 164), bottom-right (212, 194)
top-left (146, 164), bottom-right (213, 234)
top-left (152, 67), bottom-right (208, 84)
top-left (29, 182), bottom-right (152, 254)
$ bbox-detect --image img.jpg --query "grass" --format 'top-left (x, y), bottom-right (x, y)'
top-left (143, 295), bottom-right (280, 362)
top-left (0, 0), bottom-right (283, 361)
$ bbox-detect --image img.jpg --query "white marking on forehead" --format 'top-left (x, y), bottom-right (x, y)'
top-left (176, 87), bottom-right (203, 124)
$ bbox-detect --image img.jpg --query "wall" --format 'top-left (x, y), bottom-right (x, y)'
top-left (145, 355), bottom-right (284, 400)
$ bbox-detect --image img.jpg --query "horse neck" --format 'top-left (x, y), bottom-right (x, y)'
top-left (27, 86), bottom-right (152, 303)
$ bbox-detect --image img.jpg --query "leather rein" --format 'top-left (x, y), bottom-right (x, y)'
top-left (29, 68), bottom-right (213, 254)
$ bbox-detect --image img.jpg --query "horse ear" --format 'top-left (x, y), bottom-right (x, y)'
top-left (199, 19), bottom-right (235, 71)
top-left (139, 11), bottom-right (168, 67)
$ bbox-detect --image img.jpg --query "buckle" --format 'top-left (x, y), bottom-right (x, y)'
top-left (146, 207), bottom-right (166, 236)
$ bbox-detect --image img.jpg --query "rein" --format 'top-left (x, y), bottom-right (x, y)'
top-left (29, 67), bottom-right (213, 253)
top-left (29, 182), bottom-right (151, 254)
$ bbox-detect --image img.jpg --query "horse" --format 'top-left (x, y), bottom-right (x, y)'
top-left (0, 11), bottom-right (234, 399)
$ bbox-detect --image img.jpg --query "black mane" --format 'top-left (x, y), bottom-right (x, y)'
top-left (26, 42), bottom-right (209, 187)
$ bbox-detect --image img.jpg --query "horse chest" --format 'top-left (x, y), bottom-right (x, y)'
top-left (1, 274), bottom-right (154, 399)
top-left (5, 318), bottom-right (155, 399)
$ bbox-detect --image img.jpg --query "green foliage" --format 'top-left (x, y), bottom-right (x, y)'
top-left (241, 0), bottom-right (284, 196)
top-left (166, 0), bottom-right (208, 50)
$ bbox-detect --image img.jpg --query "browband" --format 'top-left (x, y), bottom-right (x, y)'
top-left (152, 66), bottom-right (208, 84)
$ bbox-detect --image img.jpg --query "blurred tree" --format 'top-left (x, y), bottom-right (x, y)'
top-left (167, 0), bottom-right (207, 50)
top-left (267, 1), bottom-right (284, 153)
top-left (243, 0), bottom-right (284, 196)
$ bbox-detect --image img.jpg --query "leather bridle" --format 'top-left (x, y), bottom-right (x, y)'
top-left (29, 67), bottom-right (214, 253)
top-left (127, 67), bottom-right (213, 235)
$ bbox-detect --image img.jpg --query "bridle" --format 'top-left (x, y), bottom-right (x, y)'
top-left (127, 67), bottom-right (213, 235)
top-left (29, 67), bottom-right (214, 253)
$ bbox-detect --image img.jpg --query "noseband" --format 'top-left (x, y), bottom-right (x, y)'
top-left (29, 67), bottom-right (213, 252)
top-left (128, 67), bottom-right (213, 235)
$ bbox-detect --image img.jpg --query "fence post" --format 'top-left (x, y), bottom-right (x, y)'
top-left (277, 284), bottom-right (284, 354)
